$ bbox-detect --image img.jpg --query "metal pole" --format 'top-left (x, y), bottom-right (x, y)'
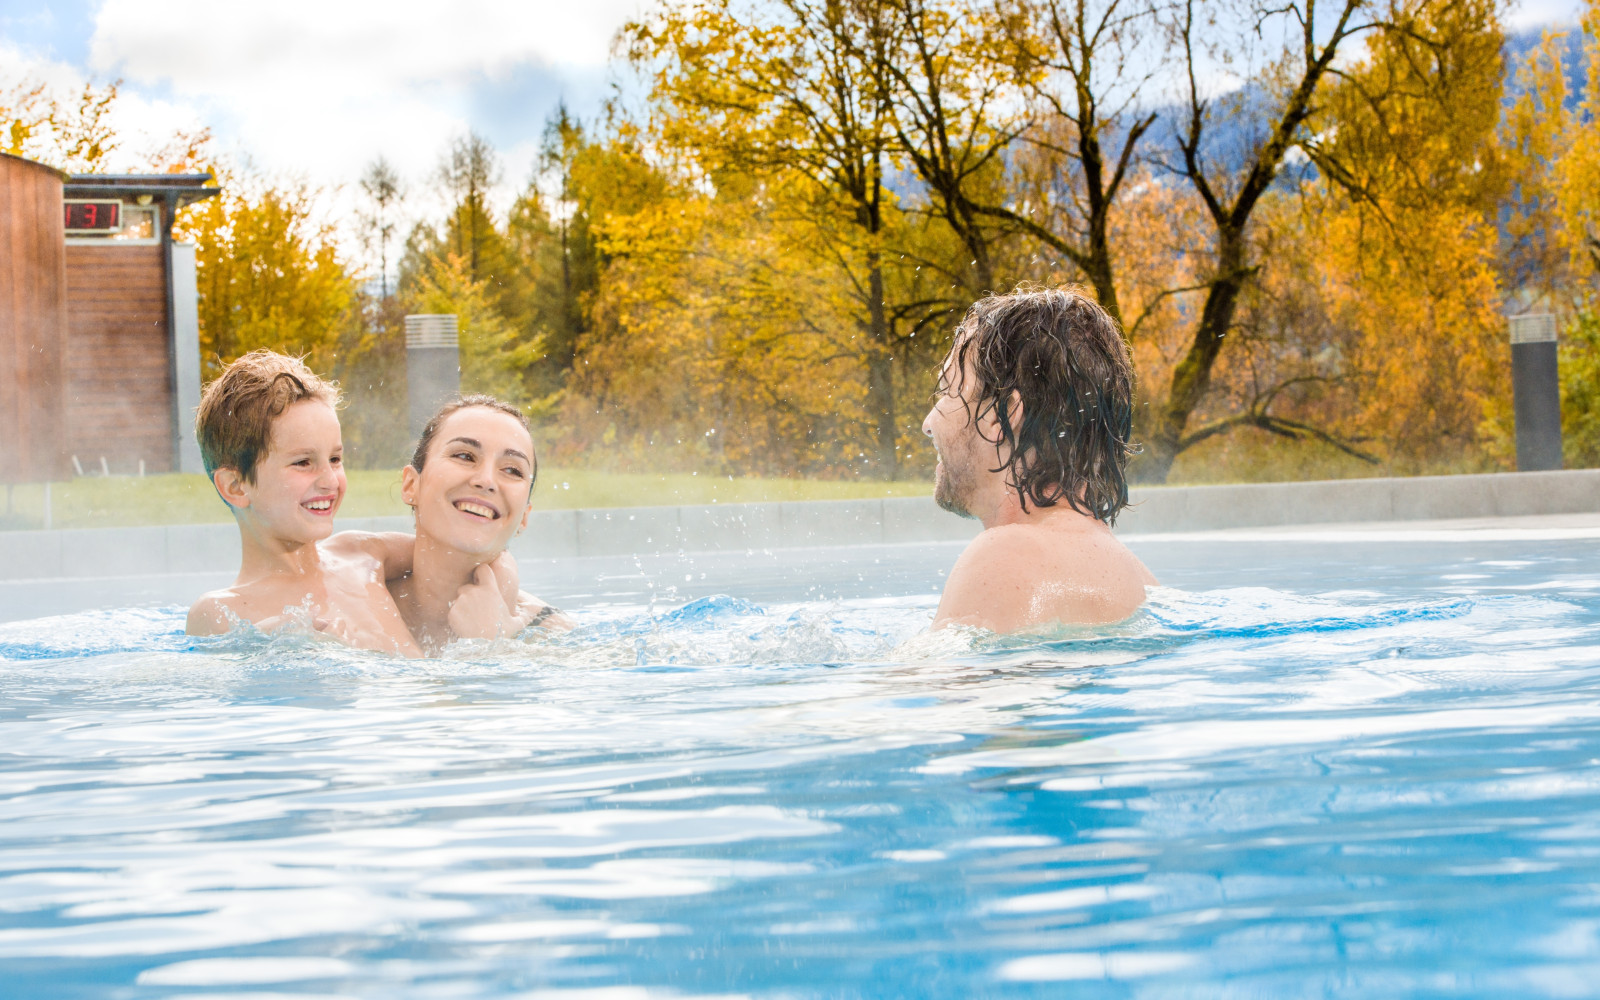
top-left (1509, 312), bottom-right (1563, 471)
top-left (161, 192), bottom-right (182, 474)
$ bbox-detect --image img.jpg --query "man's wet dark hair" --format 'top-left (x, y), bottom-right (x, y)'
top-left (943, 285), bottom-right (1136, 523)
top-left (410, 394), bottom-right (538, 496)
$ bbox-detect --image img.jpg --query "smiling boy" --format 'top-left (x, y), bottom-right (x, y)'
top-left (184, 351), bottom-right (425, 655)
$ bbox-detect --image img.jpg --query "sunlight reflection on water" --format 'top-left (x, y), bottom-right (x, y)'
top-left (3, 536), bottom-right (1600, 997)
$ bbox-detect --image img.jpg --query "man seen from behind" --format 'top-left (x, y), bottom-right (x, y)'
top-left (924, 285), bottom-right (1156, 631)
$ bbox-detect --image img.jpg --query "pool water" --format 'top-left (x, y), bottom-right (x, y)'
top-left (4, 529), bottom-right (1600, 997)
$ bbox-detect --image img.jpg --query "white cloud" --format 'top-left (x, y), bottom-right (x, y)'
top-left (0, 37), bottom-right (207, 173)
top-left (1506, 0), bottom-right (1586, 31)
top-left (75, 0), bottom-right (647, 273)
top-left (90, 0), bottom-right (645, 85)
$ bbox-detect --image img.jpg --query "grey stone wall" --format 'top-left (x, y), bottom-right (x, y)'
top-left (2, 469), bottom-right (1597, 581)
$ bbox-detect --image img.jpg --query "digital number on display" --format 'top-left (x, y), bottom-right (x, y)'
top-left (64, 201), bottom-right (121, 232)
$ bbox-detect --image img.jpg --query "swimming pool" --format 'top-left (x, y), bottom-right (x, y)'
top-left (3, 525), bottom-right (1600, 997)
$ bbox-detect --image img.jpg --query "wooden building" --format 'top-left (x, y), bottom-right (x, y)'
top-left (0, 153), bottom-right (217, 483)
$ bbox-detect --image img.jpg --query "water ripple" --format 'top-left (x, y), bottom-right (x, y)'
top-left (3, 540), bottom-right (1600, 996)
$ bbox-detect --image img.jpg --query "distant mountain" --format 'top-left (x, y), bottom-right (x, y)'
top-left (880, 22), bottom-right (1590, 208)
top-left (1503, 25), bottom-right (1590, 108)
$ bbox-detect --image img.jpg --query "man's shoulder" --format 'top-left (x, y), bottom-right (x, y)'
top-left (955, 520), bottom-right (1091, 567)
top-left (965, 517), bottom-right (1144, 562)
top-left (962, 521), bottom-right (1051, 554)
top-left (937, 516), bottom-right (1154, 630)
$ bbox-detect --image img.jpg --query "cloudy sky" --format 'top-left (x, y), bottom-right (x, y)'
top-left (0, 0), bottom-right (648, 263)
top-left (0, 0), bottom-right (1586, 269)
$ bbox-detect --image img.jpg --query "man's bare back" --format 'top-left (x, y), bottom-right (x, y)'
top-left (933, 510), bottom-right (1155, 632)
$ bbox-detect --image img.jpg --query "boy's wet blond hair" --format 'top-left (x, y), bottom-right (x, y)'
top-left (196, 350), bottom-right (341, 482)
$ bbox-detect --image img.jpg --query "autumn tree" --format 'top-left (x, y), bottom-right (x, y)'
top-left (627, 0), bottom-right (955, 478)
top-left (997, 0), bottom-right (1163, 321)
top-left (178, 176), bottom-right (355, 378)
top-left (869, 0), bottom-right (1036, 297)
top-left (358, 157), bottom-right (403, 300)
top-left (576, 163), bottom-right (925, 476)
top-left (504, 105), bottom-right (602, 397)
top-left (2, 76), bottom-right (120, 171)
top-left (410, 252), bottom-right (546, 404)
top-left (439, 132), bottom-right (504, 283)
top-left (1122, 0), bottom-right (1377, 479)
top-left (1504, 2), bottom-right (1600, 465)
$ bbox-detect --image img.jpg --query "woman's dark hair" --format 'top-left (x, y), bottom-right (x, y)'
top-left (410, 394), bottom-right (538, 495)
top-left (943, 285), bottom-right (1137, 523)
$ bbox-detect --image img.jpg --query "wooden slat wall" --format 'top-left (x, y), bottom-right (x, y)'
top-left (0, 154), bottom-right (69, 484)
top-left (63, 244), bottom-right (173, 471)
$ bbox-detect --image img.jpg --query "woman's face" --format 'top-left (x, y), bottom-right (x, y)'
top-left (401, 406), bottom-right (534, 558)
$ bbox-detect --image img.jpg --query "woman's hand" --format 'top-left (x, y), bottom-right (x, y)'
top-left (447, 562), bottom-right (523, 640)
top-left (515, 590), bottom-right (575, 632)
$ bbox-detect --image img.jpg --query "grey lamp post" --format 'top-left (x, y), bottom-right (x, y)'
top-left (405, 314), bottom-right (461, 437)
top-left (1508, 311), bottom-right (1562, 471)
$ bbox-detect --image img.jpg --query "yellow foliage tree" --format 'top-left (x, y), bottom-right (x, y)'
top-left (625, 0), bottom-right (960, 478)
top-left (1505, 2), bottom-right (1600, 464)
top-left (407, 252), bottom-right (547, 407)
top-left (177, 177), bottom-right (355, 379)
top-left (1, 76), bottom-right (120, 171)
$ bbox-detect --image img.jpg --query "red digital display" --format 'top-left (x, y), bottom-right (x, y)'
top-left (64, 201), bottom-right (121, 232)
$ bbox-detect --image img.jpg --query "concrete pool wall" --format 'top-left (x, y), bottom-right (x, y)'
top-left (1, 468), bottom-right (1597, 582)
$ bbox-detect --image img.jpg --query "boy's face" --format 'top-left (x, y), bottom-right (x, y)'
top-left (228, 400), bottom-right (347, 542)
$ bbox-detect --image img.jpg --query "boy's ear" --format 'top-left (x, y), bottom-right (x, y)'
top-left (213, 468), bottom-right (250, 508)
top-left (400, 465), bottom-right (419, 508)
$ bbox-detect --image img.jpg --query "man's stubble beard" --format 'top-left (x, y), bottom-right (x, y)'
top-left (933, 448), bottom-right (980, 519)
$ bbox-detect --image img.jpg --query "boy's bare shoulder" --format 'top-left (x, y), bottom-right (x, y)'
top-left (318, 531), bottom-right (388, 573)
top-left (323, 530), bottom-right (413, 581)
top-left (186, 588), bottom-right (243, 636)
top-left (321, 529), bottom-right (383, 557)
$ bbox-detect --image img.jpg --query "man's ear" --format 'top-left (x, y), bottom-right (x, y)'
top-left (213, 468), bottom-right (250, 508)
top-left (974, 391), bottom-right (1025, 444)
top-left (400, 465), bottom-right (419, 508)
top-left (1007, 390), bottom-right (1024, 436)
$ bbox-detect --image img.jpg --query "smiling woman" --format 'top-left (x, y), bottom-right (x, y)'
top-left (389, 394), bottom-right (568, 652)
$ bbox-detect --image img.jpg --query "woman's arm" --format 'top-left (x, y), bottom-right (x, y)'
top-left (514, 591), bottom-right (574, 631)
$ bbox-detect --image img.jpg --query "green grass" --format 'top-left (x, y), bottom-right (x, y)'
top-left (0, 468), bottom-right (936, 531)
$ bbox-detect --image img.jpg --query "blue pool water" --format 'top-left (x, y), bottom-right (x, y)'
top-left (4, 528), bottom-right (1600, 997)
